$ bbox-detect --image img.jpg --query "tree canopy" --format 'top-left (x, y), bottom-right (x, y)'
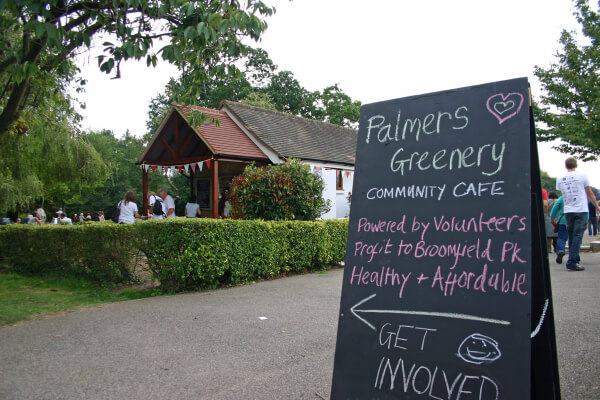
top-left (534, 0), bottom-right (600, 160)
top-left (0, 0), bottom-right (274, 141)
top-left (146, 48), bottom-right (361, 138)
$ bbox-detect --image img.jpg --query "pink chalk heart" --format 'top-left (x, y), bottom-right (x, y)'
top-left (486, 92), bottom-right (524, 124)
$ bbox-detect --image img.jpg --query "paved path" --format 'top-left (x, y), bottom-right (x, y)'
top-left (1, 255), bottom-right (599, 400)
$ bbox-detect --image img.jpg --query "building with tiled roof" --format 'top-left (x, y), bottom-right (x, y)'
top-left (220, 100), bottom-right (356, 166)
top-left (138, 102), bottom-right (357, 219)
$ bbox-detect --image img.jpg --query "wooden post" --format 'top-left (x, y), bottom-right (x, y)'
top-left (189, 166), bottom-right (194, 197)
top-left (142, 167), bottom-right (148, 216)
top-left (212, 159), bottom-right (219, 219)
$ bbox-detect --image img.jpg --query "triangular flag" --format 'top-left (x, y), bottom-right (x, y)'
top-left (151, 165), bottom-right (156, 173)
top-left (345, 171), bottom-right (351, 178)
top-left (184, 164), bottom-right (189, 173)
top-left (315, 167), bottom-right (321, 172)
top-left (144, 164), bottom-right (150, 172)
top-left (164, 166), bottom-right (169, 175)
top-left (177, 166), bottom-right (183, 174)
top-left (190, 163), bottom-right (196, 172)
top-left (198, 162), bottom-right (203, 172)
top-left (205, 160), bottom-right (211, 169)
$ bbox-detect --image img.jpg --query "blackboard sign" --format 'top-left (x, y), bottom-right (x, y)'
top-left (331, 78), bottom-right (556, 399)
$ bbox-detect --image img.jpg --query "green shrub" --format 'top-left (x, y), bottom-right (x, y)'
top-left (0, 218), bottom-right (349, 292)
top-left (229, 159), bottom-right (331, 220)
top-left (0, 222), bottom-right (137, 284)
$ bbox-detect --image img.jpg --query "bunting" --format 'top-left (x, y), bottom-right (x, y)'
top-left (138, 161), bottom-right (216, 173)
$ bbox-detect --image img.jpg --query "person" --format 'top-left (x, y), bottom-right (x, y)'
top-left (223, 191), bottom-right (231, 218)
top-left (185, 195), bottom-right (201, 218)
top-left (556, 157), bottom-right (600, 271)
top-left (33, 211), bottom-right (43, 224)
top-left (542, 188), bottom-right (549, 215)
top-left (35, 205), bottom-right (46, 223)
top-left (148, 191), bottom-right (163, 219)
top-left (79, 212), bottom-right (85, 222)
top-left (156, 188), bottom-right (176, 218)
top-left (24, 214), bottom-right (36, 224)
top-left (588, 200), bottom-right (598, 236)
top-left (117, 191), bottom-right (144, 224)
top-left (218, 189), bottom-right (230, 218)
top-left (545, 191), bottom-right (559, 253)
top-left (59, 212), bottom-right (72, 225)
top-left (73, 213), bottom-right (79, 223)
top-left (98, 211), bottom-right (105, 221)
top-left (550, 196), bottom-right (567, 264)
top-left (52, 208), bottom-right (63, 224)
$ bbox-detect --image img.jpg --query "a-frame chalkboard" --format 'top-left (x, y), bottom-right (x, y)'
top-left (331, 78), bottom-right (560, 399)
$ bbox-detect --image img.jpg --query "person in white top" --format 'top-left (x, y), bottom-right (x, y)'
top-left (118, 191), bottom-right (144, 224)
top-left (149, 191), bottom-right (163, 219)
top-left (556, 157), bottom-right (600, 271)
top-left (185, 195), bottom-right (201, 218)
top-left (58, 212), bottom-right (72, 225)
top-left (157, 188), bottom-right (176, 218)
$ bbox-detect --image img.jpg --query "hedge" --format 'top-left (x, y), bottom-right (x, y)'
top-left (0, 218), bottom-right (348, 292)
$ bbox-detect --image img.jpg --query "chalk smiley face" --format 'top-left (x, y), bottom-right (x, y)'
top-left (458, 333), bottom-right (501, 365)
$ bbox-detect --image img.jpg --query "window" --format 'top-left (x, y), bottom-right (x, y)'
top-left (336, 170), bottom-right (343, 190)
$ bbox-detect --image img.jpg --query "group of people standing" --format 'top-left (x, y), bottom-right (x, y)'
top-left (546, 157), bottom-right (600, 271)
top-left (115, 188), bottom-right (202, 224)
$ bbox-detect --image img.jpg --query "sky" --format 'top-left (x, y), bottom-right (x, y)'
top-left (73, 0), bottom-right (600, 187)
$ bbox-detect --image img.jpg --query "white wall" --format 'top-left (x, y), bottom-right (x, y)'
top-left (336, 171), bottom-right (354, 218)
top-left (307, 162), bottom-right (354, 219)
top-left (321, 169), bottom-right (337, 220)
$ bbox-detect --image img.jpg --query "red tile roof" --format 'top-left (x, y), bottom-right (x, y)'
top-left (221, 101), bottom-right (357, 165)
top-left (177, 105), bottom-right (268, 160)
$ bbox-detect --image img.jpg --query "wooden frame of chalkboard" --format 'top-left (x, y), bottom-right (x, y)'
top-left (330, 78), bottom-right (560, 400)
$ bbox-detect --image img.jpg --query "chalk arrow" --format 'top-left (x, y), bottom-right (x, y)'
top-left (350, 294), bottom-right (511, 331)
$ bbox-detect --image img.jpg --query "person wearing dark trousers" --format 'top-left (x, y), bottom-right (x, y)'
top-left (556, 157), bottom-right (600, 271)
top-left (588, 200), bottom-right (598, 236)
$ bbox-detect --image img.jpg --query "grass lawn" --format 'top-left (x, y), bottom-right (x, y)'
top-left (0, 273), bottom-right (156, 326)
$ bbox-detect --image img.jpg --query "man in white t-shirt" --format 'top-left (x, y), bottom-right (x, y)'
top-left (556, 157), bottom-right (600, 271)
top-left (157, 188), bottom-right (176, 218)
top-left (59, 212), bottom-right (73, 225)
top-left (149, 191), bottom-right (163, 219)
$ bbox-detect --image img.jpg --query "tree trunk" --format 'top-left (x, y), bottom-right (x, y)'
top-left (0, 77), bottom-right (32, 141)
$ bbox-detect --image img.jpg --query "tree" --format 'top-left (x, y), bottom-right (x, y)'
top-left (0, 0), bottom-right (274, 141)
top-left (540, 170), bottom-right (557, 194)
top-left (0, 101), bottom-right (110, 215)
top-left (72, 129), bottom-right (191, 216)
top-left (229, 159), bottom-right (330, 221)
top-left (240, 91), bottom-right (277, 110)
top-left (317, 84), bottom-right (361, 128)
top-left (534, 0), bottom-right (600, 160)
top-left (147, 48), bottom-right (362, 136)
